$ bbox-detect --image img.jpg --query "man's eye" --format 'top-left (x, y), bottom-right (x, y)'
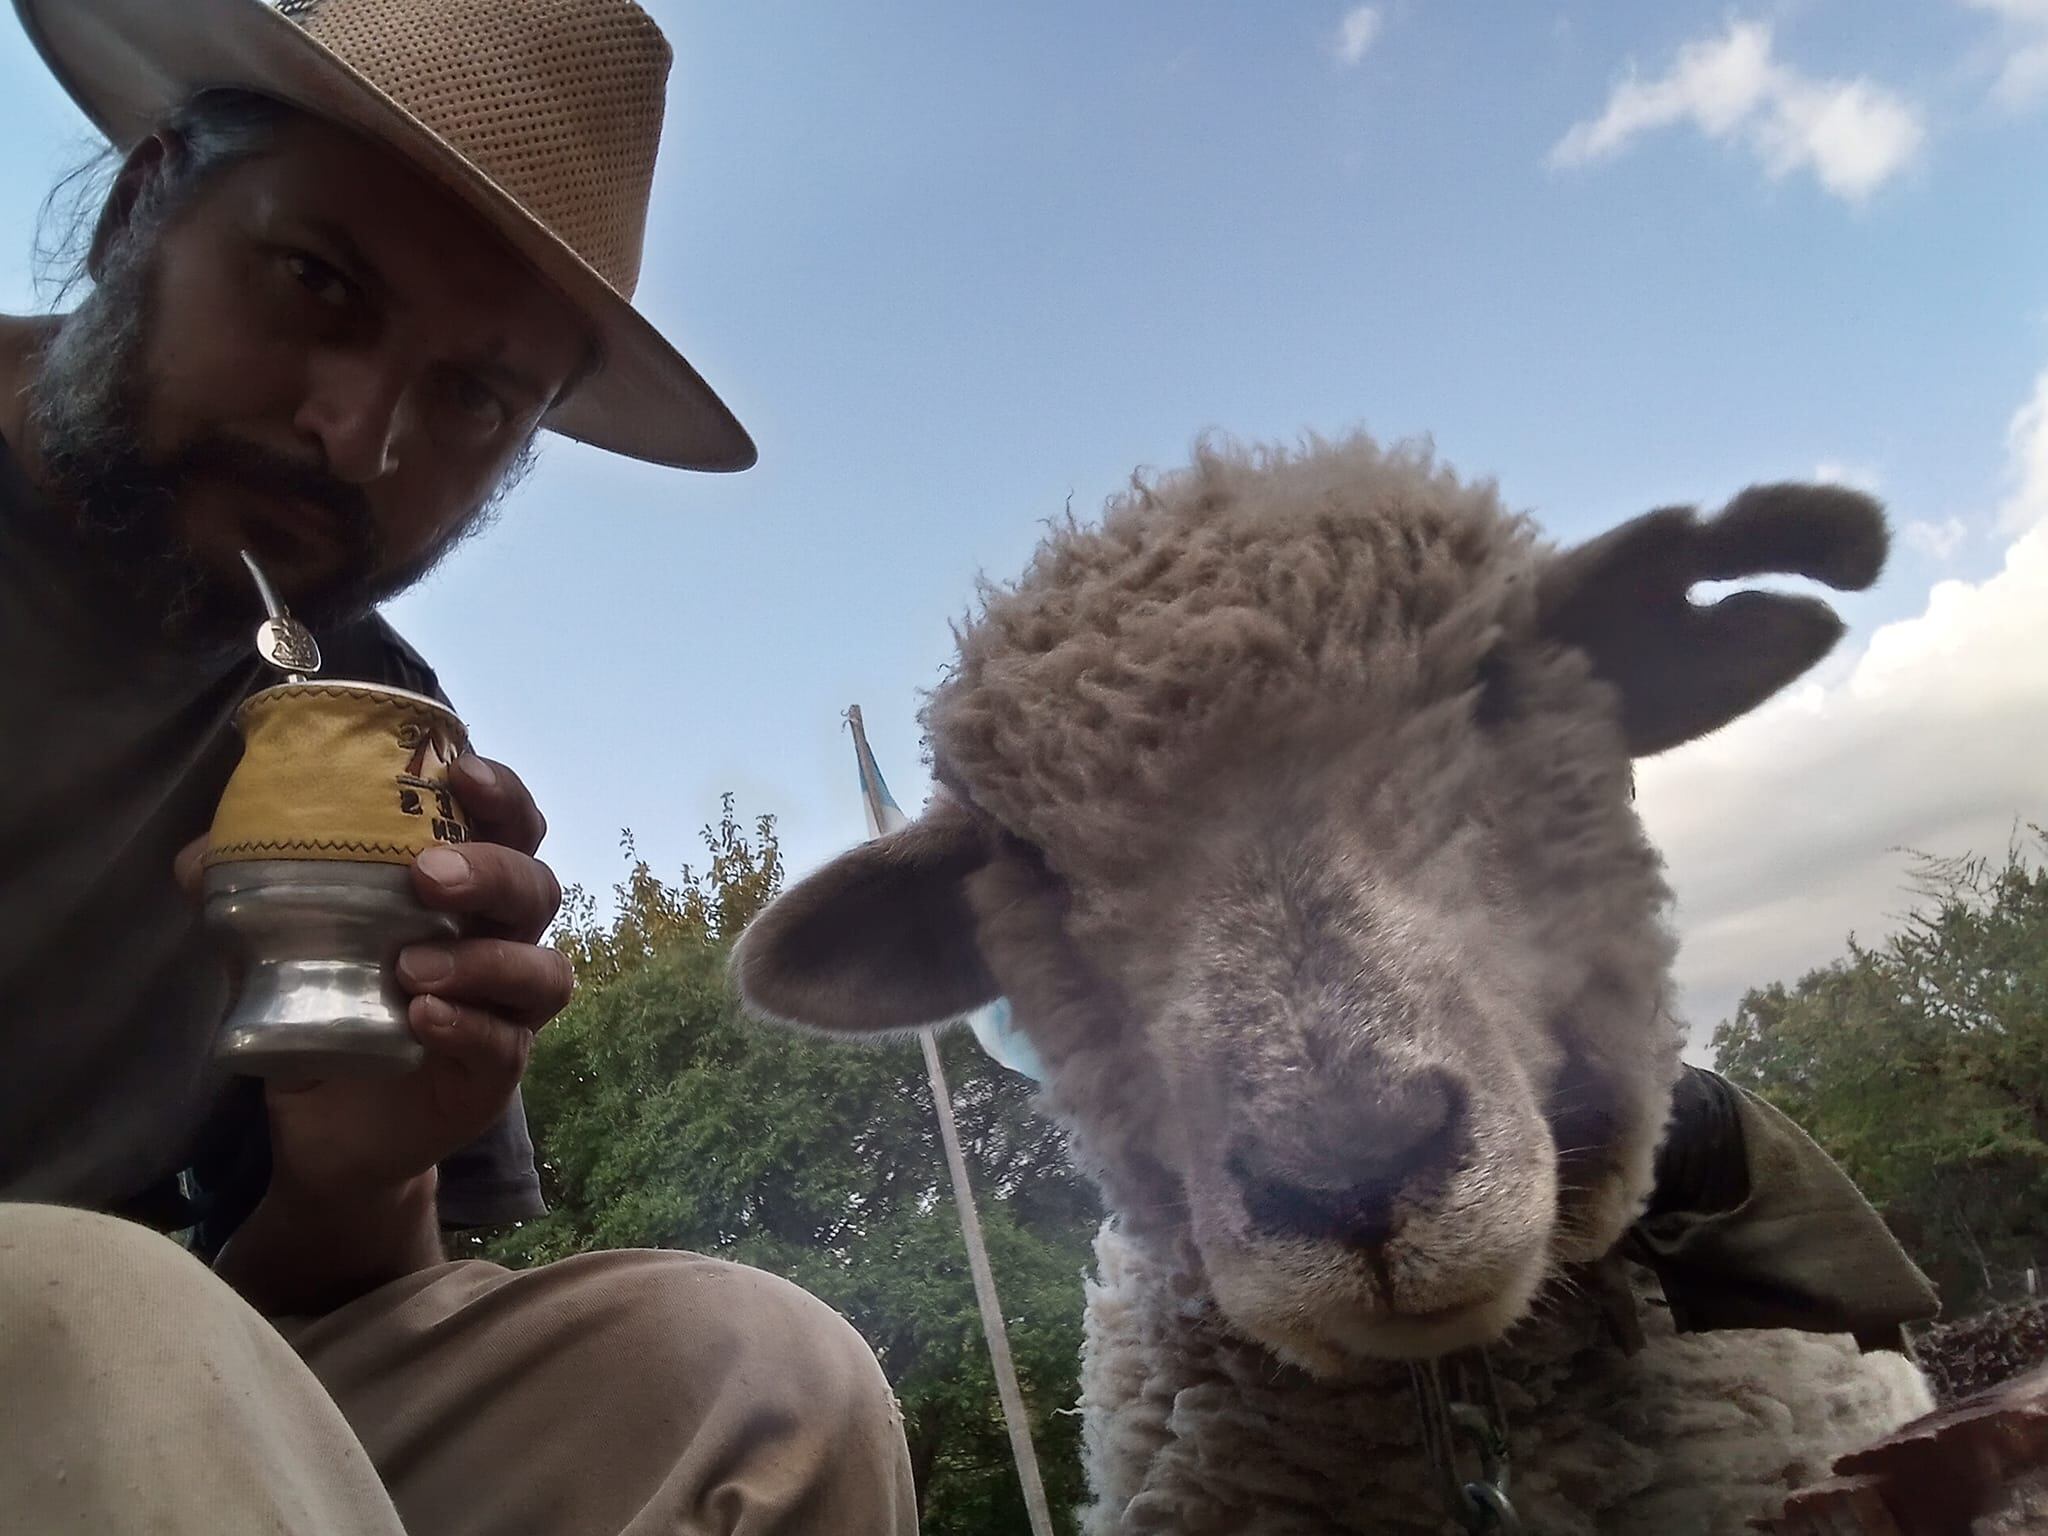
top-left (283, 252), bottom-right (352, 309)
top-left (449, 373), bottom-right (507, 428)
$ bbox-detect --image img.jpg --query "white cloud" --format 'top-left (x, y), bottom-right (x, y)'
top-left (1903, 517), bottom-right (1969, 561)
top-left (1998, 369), bottom-right (2048, 532)
top-left (1634, 374), bottom-right (2048, 1061)
top-left (1332, 6), bottom-right (1382, 68)
top-left (1964, 0), bottom-right (2048, 20)
top-left (1754, 76), bottom-right (1927, 200)
top-left (1552, 21), bottom-right (1777, 162)
top-left (1550, 20), bottom-right (1925, 203)
top-left (1958, 0), bottom-right (2048, 108)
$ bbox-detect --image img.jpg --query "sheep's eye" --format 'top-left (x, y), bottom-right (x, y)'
top-left (1473, 649), bottom-right (1514, 728)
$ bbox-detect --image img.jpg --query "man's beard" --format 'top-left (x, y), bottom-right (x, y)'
top-left (24, 232), bottom-right (503, 654)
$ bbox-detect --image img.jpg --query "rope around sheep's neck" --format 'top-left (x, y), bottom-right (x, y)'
top-left (1409, 1351), bottom-right (1527, 1534)
top-left (1396, 1076), bottom-right (1760, 1536)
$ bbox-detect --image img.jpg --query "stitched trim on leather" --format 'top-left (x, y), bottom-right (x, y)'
top-left (204, 837), bottom-right (429, 861)
top-left (239, 682), bottom-right (465, 733)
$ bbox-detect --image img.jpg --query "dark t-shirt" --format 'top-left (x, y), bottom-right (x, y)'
top-left (0, 432), bottom-right (544, 1253)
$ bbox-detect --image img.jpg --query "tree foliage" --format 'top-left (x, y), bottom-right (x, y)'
top-left (487, 796), bottom-right (1100, 1532)
top-left (1713, 826), bottom-right (2048, 1313)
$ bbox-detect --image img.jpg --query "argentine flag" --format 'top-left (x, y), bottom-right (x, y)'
top-left (846, 706), bottom-right (1047, 1084)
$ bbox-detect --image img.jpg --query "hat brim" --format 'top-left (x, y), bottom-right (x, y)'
top-left (14, 0), bottom-right (756, 471)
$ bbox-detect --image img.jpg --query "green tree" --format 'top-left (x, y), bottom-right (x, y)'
top-left (488, 797), bottom-right (1099, 1532)
top-left (1713, 826), bottom-right (2048, 1312)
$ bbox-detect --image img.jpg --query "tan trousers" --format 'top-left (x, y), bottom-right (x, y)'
top-left (0, 1202), bottom-right (919, 1534)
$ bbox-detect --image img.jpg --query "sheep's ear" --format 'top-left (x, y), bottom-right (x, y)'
top-left (732, 795), bottom-right (1000, 1033)
top-left (1537, 483), bottom-right (1887, 757)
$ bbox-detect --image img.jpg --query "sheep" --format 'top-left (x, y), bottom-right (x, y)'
top-left (733, 433), bottom-right (1939, 1534)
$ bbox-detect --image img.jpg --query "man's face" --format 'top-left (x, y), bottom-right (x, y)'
top-left (32, 109), bottom-right (592, 644)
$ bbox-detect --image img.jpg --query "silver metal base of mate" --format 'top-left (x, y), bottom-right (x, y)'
top-left (203, 859), bottom-right (458, 1078)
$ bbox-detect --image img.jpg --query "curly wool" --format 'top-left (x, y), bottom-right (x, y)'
top-left (925, 434), bottom-right (1539, 886)
top-left (1079, 1222), bottom-right (1931, 1535)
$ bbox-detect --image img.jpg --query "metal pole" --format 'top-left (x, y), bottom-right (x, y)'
top-left (917, 1027), bottom-right (1057, 1536)
top-left (844, 704), bottom-right (1055, 1534)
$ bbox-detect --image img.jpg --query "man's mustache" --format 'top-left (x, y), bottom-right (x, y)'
top-left (168, 437), bottom-right (376, 550)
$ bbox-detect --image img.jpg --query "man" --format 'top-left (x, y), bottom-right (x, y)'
top-left (0, 0), bottom-right (918, 1531)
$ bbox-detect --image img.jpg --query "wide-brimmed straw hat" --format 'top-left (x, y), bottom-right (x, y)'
top-left (13, 0), bottom-right (755, 471)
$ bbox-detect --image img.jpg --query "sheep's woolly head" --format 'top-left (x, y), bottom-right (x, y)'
top-left (736, 433), bottom-right (1887, 1374)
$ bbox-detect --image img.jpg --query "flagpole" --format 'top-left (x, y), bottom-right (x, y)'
top-left (918, 1028), bottom-right (1056, 1536)
top-left (846, 708), bottom-right (1056, 1536)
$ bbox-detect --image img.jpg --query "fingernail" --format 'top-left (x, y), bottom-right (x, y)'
top-left (399, 946), bottom-right (454, 987)
top-left (458, 756), bottom-right (498, 792)
top-left (416, 846), bottom-right (470, 887)
top-left (414, 995), bottom-right (457, 1030)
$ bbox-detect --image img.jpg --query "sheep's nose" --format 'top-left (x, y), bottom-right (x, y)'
top-left (1231, 1071), bottom-right (1467, 1250)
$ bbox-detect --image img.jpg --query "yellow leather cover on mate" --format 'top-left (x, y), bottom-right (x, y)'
top-left (205, 682), bottom-right (472, 866)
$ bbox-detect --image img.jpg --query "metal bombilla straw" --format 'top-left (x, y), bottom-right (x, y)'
top-left (239, 548), bottom-right (323, 682)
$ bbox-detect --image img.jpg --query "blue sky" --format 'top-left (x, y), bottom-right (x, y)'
top-left (3, 1), bottom-right (2045, 1048)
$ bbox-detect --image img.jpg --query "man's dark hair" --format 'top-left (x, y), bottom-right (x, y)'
top-left (37, 86), bottom-right (597, 414)
top-left (37, 88), bottom-right (297, 303)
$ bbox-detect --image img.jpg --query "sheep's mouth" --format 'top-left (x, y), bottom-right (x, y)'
top-left (1329, 1299), bottom-right (1514, 1362)
top-left (1234, 1282), bottom-right (1532, 1375)
top-left (1192, 1086), bottom-right (1564, 1370)
top-left (1202, 1220), bottom-right (1550, 1372)
top-left (1386, 1298), bottom-right (1476, 1327)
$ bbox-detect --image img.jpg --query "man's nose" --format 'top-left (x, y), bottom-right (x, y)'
top-left (296, 351), bottom-right (411, 483)
top-left (1231, 1069), bottom-right (1468, 1251)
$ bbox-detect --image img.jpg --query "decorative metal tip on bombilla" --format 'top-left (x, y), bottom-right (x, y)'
top-left (238, 548), bottom-right (323, 682)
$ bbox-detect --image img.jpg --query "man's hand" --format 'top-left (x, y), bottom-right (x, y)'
top-left (186, 753), bottom-right (573, 1313)
top-left (265, 752), bottom-right (572, 1198)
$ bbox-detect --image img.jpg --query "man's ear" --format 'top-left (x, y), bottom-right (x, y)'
top-left (1537, 482), bottom-right (1888, 757)
top-left (87, 133), bottom-right (174, 280)
top-left (731, 795), bottom-right (1000, 1034)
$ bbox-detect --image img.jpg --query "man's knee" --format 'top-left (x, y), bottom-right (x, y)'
top-left (0, 1202), bottom-right (260, 1404)
top-left (1, 1205), bottom-right (405, 1532)
top-left (554, 1248), bottom-right (902, 1421)
top-left (544, 1250), bottom-right (916, 1526)
top-left (0, 1201), bottom-right (224, 1332)
top-left (0, 1203), bottom-right (249, 1429)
